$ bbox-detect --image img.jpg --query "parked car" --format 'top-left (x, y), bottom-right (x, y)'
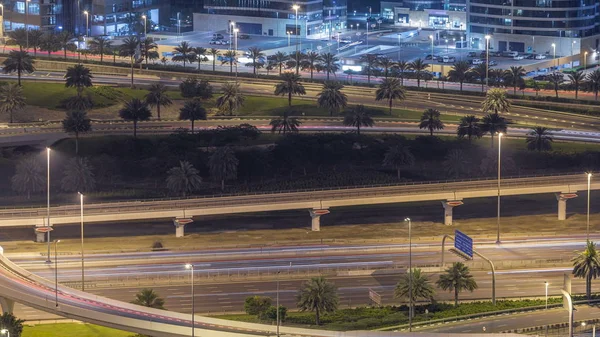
top-left (239, 34), bottom-right (250, 39)
top-left (525, 54), bottom-right (536, 59)
top-left (533, 75), bottom-right (548, 81)
top-left (486, 60), bottom-right (498, 66)
top-left (471, 58), bottom-right (484, 65)
top-left (513, 54), bottom-right (525, 60)
top-left (213, 33), bottom-right (224, 40)
top-left (209, 39), bottom-right (220, 44)
top-left (425, 54), bottom-right (439, 60)
top-left (339, 38), bottom-right (351, 43)
top-left (503, 51), bottom-right (519, 57)
top-left (535, 54), bottom-right (547, 60)
top-left (467, 51), bottom-right (477, 57)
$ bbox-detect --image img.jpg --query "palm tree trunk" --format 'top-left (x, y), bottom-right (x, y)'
top-left (357, 124), bottom-right (360, 135)
top-left (481, 81), bottom-right (484, 92)
top-left (157, 105), bottom-right (161, 121)
top-left (75, 132), bottom-right (79, 155)
top-left (230, 61), bottom-right (232, 73)
top-left (490, 134), bottom-right (494, 148)
top-left (310, 68), bottom-right (314, 79)
top-left (315, 308), bottom-right (320, 325)
top-left (213, 59), bottom-right (216, 72)
top-left (513, 85), bottom-right (516, 95)
top-left (327, 70), bottom-right (330, 81)
top-left (417, 78), bottom-right (420, 88)
top-left (555, 87), bottom-right (558, 98)
top-left (575, 87), bottom-right (578, 99)
top-left (389, 99), bottom-right (393, 115)
top-left (100, 53), bottom-right (104, 64)
top-left (454, 287), bottom-right (459, 306)
top-left (191, 120), bottom-right (195, 134)
top-left (460, 81), bottom-right (463, 92)
top-left (221, 179), bottom-right (225, 191)
top-left (367, 73), bottom-right (371, 84)
top-left (279, 64), bottom-right (282, 75)
top-left (288, 91), bottom-right (292, 107)
top-left (130, 57), bottom-right (134, 88)
top-left (397, 167), bottom-right (401, 179)
top-left (17, 68), bottom-right (21, 86)
top-left (430, 128), bottom-right (433, 136)
top-left (133, 120), bottom-right (137, 139)
top-left (64, 48), bottom-right (67, 60)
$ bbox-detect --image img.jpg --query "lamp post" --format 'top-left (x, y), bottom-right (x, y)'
top-left (585, 51), bottom-right (588, 69)
top-left (46, 147), bottom-right (51, 263)
top-left (485, 35), bottom-right (491, 87)
top-left (445, 38), bottom-right (448, 53)
top-left (0, 329), bottom-right (9, 337)
top-left (404, 217), bottom-right (412, 332)
top-left (276, 271), bottom-right (281, 337)
top-left (293, 4), bottom-right (300, 75)
top-left (78, 192), bottom-right (85, 291)
top-left (83, 11), bottom-right (89, 38)
top-left (177, 12), bottom-right (181, 41)
top-left (497, 132), bottom-right (502, 243)
top-left (233, 28), bottom-right (239, 78)
top-left (571, 41), bottom-right (576, 69)
top-left (141, 15), bottom-right (147, 39)
top-left (551, 43), bottom-right (556, 69)
top-left (0, 4), bottom-right (4, 17)
top-left (25, 0), bottom-right (30, 49)
top-left (429, 35), bottom-right (434, 62)
top-left (287, 31), bottom-right (291, 47)
top-left (185, 264), bottom-right (195, 337)
top-left (587, 173), bottom-right (592, 241)
top-left (229, 22), bottom-right (235, 51)
top-left (54, 239), bottom-right (60, 307)
top-left (544, 281), bottom-right (549, 309)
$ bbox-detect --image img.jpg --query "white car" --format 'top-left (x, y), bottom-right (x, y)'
top-left (513, 55), bottom-right (524, 60)
top-left (535, 54), bottom-right (547, 60)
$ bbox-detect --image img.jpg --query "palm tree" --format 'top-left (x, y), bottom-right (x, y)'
top-left (88, 36), bottom-right (112, 63)
top-left (28, 29), bottom-right (44, 56)
top-left (503, 66), bottom-right (526, 95)
top-left (145, 83), bottom-right (172, 120)
top-left (166, 161), bottom-right (203, 197)
top-left (209, 48), bottom-right (220, 72)
top-left (320, 53), bottom-right (340, 81)
top-left (360, 54), bottom-right (379, 84)
top-left (375, 78), bottom-right (405, 115)
top-left (443, 149), bottom-right (471, 178)
top-left (587, 69), bottom-right (600, 101)
top-left (419, 108), bottom-right (444, 136)
top-left (11, 156), bottom-right (44, 199)
top-left (60, 157), bottom-right (96, 192)
top-left (173, 41), bottom-right (195, 67)
top-left (316, 81), bottom-right (347, 117)
top-left (408, 58), bottom-right (429, 88)
top-left (378, 57), bottom-right (396, 78)
top-left (457, 115), bottom-right (482, 142)
top-left (532, 80), bottom-right (542, 97)
top-left (64, 64), bottom-right (93, 97)
top-left (222, 50), bottom-right (237, 73)
top-left (296, 276), bottom-right (338, 326)
top-left (132, 288), bottom-right (166, 309)
top-left (526, 126), bottom-right (553, 151)
top-left (573, 241), bottom-right (600, 300)
top-left (39, 33), bottom-right (59, 57)
top-left (140, 38), bottom-right (159, 66)
top-left (208, 146), bottom-right (239, 190)
top-left (247, 47), bottom-right (265, 76)
top-left (216, 81), bottom-right (245, 116)
top-left (179, 99), bottom-right (207, 133)
top-left (194, 47), bottom-right (208, 71)
top-left (2, 50), bottom-right (35, 86)
top-left (0, 83), bottom-right (26, 123)
top-left (272, 51), bottom-right (289, 75)
top-left (344, 105), bottom-right (374, 135)
top-left (119, 37), bottom-right (140, 88)
top-left (383, 145), bottom-right (415, 179)
top-left (394, 268), bottom-right (435, 306)
top-left (396, 60), bottom-right (409, 86)
top-left (436, 262), bottom-right (478, 306)
top-left (6, 28), bottom-right (28, 51)
top-left (57, 31), bottom-right (75, 60)
top-left (270, 112), bottom-right (301, 134)
top-left (274, 72), bottom-right (306, 107)
top-left (62, 111), bottom-right (92, 154)
top-left (568, 71), bottom-right (586, 99)
top-left (301, 51), bottom-right (322, 79)
top-left (480, 113), bottom-right (508, 147)
top-left (470, 63), bottom-right (488, 92)
top-left (547, 72), bottom-right (563, 98)
top-left (0, 313), bottom-right (24, 337)
top-left (448, 61), bottom-right (471, 91)
top-left (118, 98), bottom-right (152, 138)
top-left (482, 88), bottom-right (510, 115)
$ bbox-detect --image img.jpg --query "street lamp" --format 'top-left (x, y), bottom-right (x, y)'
top-left (46, 147), bottom-right (51, 263)
top-left (141, 15), bottom-right (147, 39)
top-left (0, 329), bottom-right (9, 337)
top-left (185, 264), bottom-right (195, 337)
top-left (585, 51), bottom-right (589, 69)
top-left (83, 11), bottom-right (89, 38)
top-left (0, 4), bottom-right (4, 17)
top-left (587, 173), bottom-right (592, 241)
top-left (429, 35), bottom-right (434, 63)
top-left (233, 28), bottom-right (239, 78)
top-left (445, 38), bottom-right (448, 53)
top-left (292, 4), bottom-right (300, 75)
top-left (177, 12), bottom-right (181, 41)
top-left (229, 22), bottom-right (235, 51)
top-left (551, 43), bottom-right (556, 69)
top-left (485, 35), bottom-right (491, 87)
top-left (287, 31), bottom-right (291, 47)
top-left (497, 132), bottom-right (502, 243)
top-left (571, 41), bottom-right (576, 68)
top-left (276, 271), bottom-right (281, 337)
top-left (404, 217), bottom-right (412, 332)
top-left (54, 239), bottom-right (60, 307)
top-left (25, 0), bottom-right (30, 49)
top-left (544, 281), bottom-right (549, 309)
top-left (78, 192), bottom-right (85, 291)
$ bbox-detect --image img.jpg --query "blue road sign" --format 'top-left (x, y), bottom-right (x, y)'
top-left (454, 230), bottom-right (473, 258)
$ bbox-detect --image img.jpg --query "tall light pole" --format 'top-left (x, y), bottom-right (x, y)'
top-left (83, 11), bottom-right (89, 38)
top-left (571, 41), bottom-right (576, 69)
top-left (551, 43), bottom-right (556, 69)
top-left (0, 328), bottom-right (9, 337)
top-left (287, 31), bottom-right (291, 47)
top-left (46, 147), bottom-right (51, 263)
top-left (177, 12), bottom-right (181, 41)
top-left (184, 264), bottom-right (195, 337)
top-left (293, 4), bottom-right (300, 75)
top-left (485, 35), bottom-right (491, 87)
top-left (25, 0), bottom-right (30, 49)
top-left (429, 35), bottom-right (434, 62)
top-left (445, 38), bottom-right (448, 53)
top-left (585, 51), bottom-right (588, 69)
top-left (229, 21), bottom-right (235, 51)
top-left (78, 192), bottom-right (85, 291)
top-left (588, 173), bottom-right (592, 241)
top-left (497, 133), bottom-right (503, 244)
top-left (233, 28), bottom-right (239, 78)
top-left (54, 239), bottom-right (60, 307)
top-left (544, 281), bottom-right (549, 309)
top-left (404, 217), bottom-right (412, 332)
top-left (276, 271), bottom-right (281, 337)
top-left (141, 15), bottom-right (147, 39)
top-left (0, 4), bottom-right (4, 17)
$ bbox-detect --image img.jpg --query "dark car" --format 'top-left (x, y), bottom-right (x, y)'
top-left (239, 34), bottom-right (250, 39)
top-left (467, 51), bottom-right (477, 57)
top-left (532, 75), bottom-right (548, 81)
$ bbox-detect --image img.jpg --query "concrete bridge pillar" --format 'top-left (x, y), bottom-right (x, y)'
top-left (0, 297), bottom-right (14, 314)
top-left (35, 230), bottom-right (45, 243)
top-left (441, 200), bottom-right (463, 226)
top-left (556, 193), bottom-right (578, 220)
top-left (309, 209), bottom-right (330, 231)
top-left (173, 218), bottom-right (194, 237)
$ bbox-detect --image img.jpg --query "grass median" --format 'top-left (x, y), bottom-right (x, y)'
top-left (22, 323), bottom-right (131, 337)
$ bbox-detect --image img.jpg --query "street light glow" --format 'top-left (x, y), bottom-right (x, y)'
top-left (485, 35), bottom-right (491, 40)
top-left (404, 217), bottom-right (410, 222)
top-left (1, 329), bottom-right (8, 334)
top-left (498, 133), bottom-right (503, 137)
top-left (142, 15), bottom-right (146, 19)
top-left (551, 43), bottom-right (555, 47)
top-left (83, 10), bottom-right (88, 15)
top-left (185, 263), bottom-right (193, 269)
top-left (292, 4), bottom-right (300, 10)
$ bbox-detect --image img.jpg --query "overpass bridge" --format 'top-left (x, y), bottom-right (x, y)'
top-left (0, 173), bottom-right (593, 240)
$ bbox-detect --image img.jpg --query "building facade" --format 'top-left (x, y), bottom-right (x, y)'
top-left (194, 0), bottom-right (347, 38)
top-left (380, 0), bottom-right (466, 31)
top-left (2, 0), bottom-right (62, 32)
top-left (467, 0), bottom-right (600, 56)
